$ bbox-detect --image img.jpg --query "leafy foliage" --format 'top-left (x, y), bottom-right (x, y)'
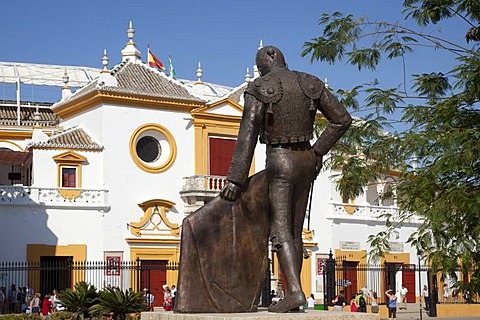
top-left (304, 0), bottom-right (480, 294)
top-left (89, 287), bottom-right (145, 320)
top-left (58, 281), bottom-right (98, 319)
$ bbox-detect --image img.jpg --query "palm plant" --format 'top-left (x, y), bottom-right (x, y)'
top-left (58, 281), bottom-right (98, 319)
top-left (89, 287), bottom-right (145, 320)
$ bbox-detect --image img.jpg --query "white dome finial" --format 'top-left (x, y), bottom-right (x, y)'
top-left (62, 69), bottom-right (69, 87)
top-left (258, 39), bottom-right (263, 50)
top-left (196, 61), bottom-right (203, 82)
top-left (121, 21), bottom-right (141, 62)
top-left (101, 49), bottom-right (110, 73)
top-left (61, 69), bottom-right (72, 100)
top-left (245, 67), bottom-right (252, 83)
top-left (127, 21), bottom-right (135, 43)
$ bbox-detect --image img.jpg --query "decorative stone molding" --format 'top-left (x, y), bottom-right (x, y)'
top-left (129, 199), bottom-right (179, 236)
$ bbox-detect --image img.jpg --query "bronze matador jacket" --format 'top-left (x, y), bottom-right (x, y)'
top-left (227, 66), bottom-right (352, 187)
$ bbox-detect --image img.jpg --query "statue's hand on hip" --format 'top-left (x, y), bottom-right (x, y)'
top-left (220, 181), bottom-right (241, 202)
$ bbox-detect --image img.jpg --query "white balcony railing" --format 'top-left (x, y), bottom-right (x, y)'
top-left (180, 175), bottom-right (227, 214)
top-left (181, 175), bottom-right (227, 193)
top-left (0, 185), bottom-right (109, 210)
top-left (329, 202), bottom-right (421, 224)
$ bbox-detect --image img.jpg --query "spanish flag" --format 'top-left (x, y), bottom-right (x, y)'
top-left (148, 48), bottom-right (166, 71)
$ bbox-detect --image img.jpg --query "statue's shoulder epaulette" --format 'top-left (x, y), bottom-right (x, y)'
top-left (295, 71), bottom-right (324, 100)
top-left (245, 74), bottom-right (283, 104)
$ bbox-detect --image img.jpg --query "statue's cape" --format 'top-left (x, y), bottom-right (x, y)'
top-left (175, 171), bottom-right (269, 313)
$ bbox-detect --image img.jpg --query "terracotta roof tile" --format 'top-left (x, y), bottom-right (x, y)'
top-left (225, 82), bottom-right (247, 103)
top-left (110, 63), bottom-right (203, 101)
top-left (29, 127), bottom-right (103, 150)
top-left (62, 61), bottom-right (205, 103)
top-left (0, 103), bottom-right (58, 126)
top-left (0, 150), bottom-right (32, 166)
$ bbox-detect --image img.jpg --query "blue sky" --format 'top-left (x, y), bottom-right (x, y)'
top-left (1, 0), bottom-right (470, 105)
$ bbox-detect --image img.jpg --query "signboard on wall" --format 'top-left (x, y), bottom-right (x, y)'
top-left (389, 242), bottom-right (404, 252)
top-left (315, 253), bottom-right (329, 293)
top-left (106, 256), bottom-right (121, 276)
top-left (104, 251), bottom-right (123, 288)
top-left (340, 241), bottom-right (360, 251)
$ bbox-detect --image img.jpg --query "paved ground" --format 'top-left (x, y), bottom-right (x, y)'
top-left (381, 303), bottom-right (480, 320)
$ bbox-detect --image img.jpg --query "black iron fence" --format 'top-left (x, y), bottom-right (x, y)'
top-left (0, 259), bottom-right (179, 313)
top-left (322, 251), bottom-right (478, 316)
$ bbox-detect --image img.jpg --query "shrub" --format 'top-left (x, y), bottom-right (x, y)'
top-left (89, 288), bottom-right (145, 320)
top-left (58, 281), bottom-right (98, 319)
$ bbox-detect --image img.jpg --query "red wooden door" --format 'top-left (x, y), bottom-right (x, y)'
top-left (343, 261), bottom-right (358, 302)
top-left (402, 264), bottom-right (416, 303)
top-left (141, 260), bottom-right (167, 307)
top-left (209, 137), bottom-right (236, 176)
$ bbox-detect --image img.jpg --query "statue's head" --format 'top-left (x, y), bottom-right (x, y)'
top-left (256, 46), bottom-right (286, 76)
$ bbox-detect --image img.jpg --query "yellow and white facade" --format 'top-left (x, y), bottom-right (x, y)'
top-left (0, 23), bottom-right (424, 303)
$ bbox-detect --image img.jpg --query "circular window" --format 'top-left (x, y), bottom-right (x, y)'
top-left (129, 124), bottom-right (177, 173)
top-left (136, 136), bottom-right (161, 163)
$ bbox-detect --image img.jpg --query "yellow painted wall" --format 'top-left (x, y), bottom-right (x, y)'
top-left (334, 249), bottom-right (367, 264)
top-left (436, 303), bottom-right (480, 317)
top-left (26, 244), bottom-right (87, 292)
top-left (191, 106), bottom-right (256, 177)
top-left (301, 257), bottom-right (312, 298)
top-left (26, 244), bottom-right (87, 261)
top-left (271, 249), bottom-right (312, 298)
top-left (129, 246), bottom-right (179, 289)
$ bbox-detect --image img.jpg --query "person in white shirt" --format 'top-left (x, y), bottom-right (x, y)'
top-left (422, 285), bottom-right (430, 312)
top-left (307, 294), bottom-right (315, 309)
top-left (443, 285), bottom-right (449, 303)
top-left (399, 284), bottom-right (408, 310)
top-left (170, 285), bottom-right (177, 309)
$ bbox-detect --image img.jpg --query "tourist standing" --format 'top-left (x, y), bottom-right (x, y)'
top-left (143, 289), bottom-right (154, 311)
top-left (170, 285), bottom-right (177, 309)
top-left (386, 289), bottom-right (397, 320)
top-left (355, 290), bottom-right (367, 312)
top-left (422, 285), bottom-right (430, 312)
top-left (399, 284), bottom-right (408, 309)
top-left (369, 291), bottom-right (379, 314)
top-left (162, 285), bottom-right (172, 311)
top-left (8, 284), bottom-right (18, 313)
top-left (30, 293), bottom-right (41, 315)
top-left (443, 285), bottom-right (450, 303)
top-left (42, 294), bottom-right (52, 319)
top-left (349, 294), bottom-right (358, 312)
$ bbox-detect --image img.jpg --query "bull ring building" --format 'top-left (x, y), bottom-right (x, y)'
top-left (0, 22), bottom-right (424, 308)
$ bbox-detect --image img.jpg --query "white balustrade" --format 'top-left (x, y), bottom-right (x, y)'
top-left (329, 202), bottom-right (421, 223)
top-left (0, 185), bottom-right (109, 209)
top-left (0, 186), bottom-right (32, 204)
top-left (180, 175), bottom-right (227, 214)
top-left (181, 175), bottom-right (227, 192)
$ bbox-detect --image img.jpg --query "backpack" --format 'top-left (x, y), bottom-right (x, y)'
top-left (359, 296), bottom-right (366, 308)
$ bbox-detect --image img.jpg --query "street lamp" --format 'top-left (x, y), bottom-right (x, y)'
top-left (417, 249), bottom-right (423, 320)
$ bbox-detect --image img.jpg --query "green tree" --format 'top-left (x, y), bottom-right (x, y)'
top-left (58, 281), bottom-right (98, 319)
top-left (89, 287), bottom-right (145, 320)
top-left (303, 0), bottom-right (480, 295)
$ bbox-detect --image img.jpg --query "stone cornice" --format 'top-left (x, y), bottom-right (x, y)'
top-left (125, 238), bottom-right (181, 245)
top-left (53, 90), bottom-right (205, 120)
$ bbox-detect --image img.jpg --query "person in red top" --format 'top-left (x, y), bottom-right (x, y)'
top-left (42, 294), bottom-right (52, 319)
